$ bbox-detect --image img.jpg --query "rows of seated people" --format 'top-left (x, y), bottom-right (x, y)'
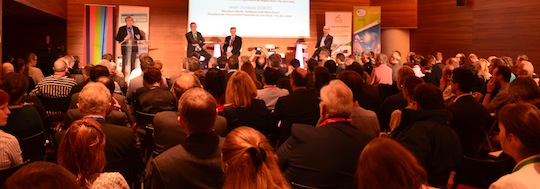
top-left (0, 49), bottom-right (539, 189)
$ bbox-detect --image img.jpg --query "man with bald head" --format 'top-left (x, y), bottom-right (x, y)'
top-left (312, 26), bottom-right (333, 61)
top-left (30, 58), bottom-right (77, 99)
top-left (274, 69), bottom-right (320, 145)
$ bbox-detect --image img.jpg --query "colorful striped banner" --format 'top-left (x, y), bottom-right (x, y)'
top-left (83, 5), bottom-right (114, 66)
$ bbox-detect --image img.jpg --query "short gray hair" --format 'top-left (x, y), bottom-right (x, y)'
top-left (320, 80), bottom-right (353, 117)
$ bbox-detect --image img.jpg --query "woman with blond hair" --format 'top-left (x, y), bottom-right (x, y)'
top-left (473, 58), bottom-right (492, 92)
top-left (222, 126), bottom-right (290, 189)
top-left (57, 119), bottom-right (129, 189)
top-left (223, 71), bottom-right (272, 136)
top-left (357, 137), bottom-right (432, 189)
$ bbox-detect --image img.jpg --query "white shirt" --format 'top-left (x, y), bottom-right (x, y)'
top-left (490, 154), bottom-right (540, 189)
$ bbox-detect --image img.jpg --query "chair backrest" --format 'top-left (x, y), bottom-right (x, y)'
top-left (19, 132), bottom-right (46, 162)
top-left (37, 96), bottom-right (68, 118)
top-left (452, 155), bottom-right (515, 188)
top-left (134, 111), bottom-right (155, 127)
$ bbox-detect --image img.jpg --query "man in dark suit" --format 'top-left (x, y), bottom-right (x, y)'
top-left (223, 27), bottom-right (242, 57)
top-left (312, 26), bottom-right (333, 61)
top-left (147, 88), bottom-right (224, 189)
top-left (448, 67), bottom-right (490, 157)
top-left (115, 16), bottom-right (143, 75)
top-left (277, 80), bottom-right (373, 188)
top-left (273, 69), bottom-right (320, 145)
top-left (186, 22), bottom-right (212, 69)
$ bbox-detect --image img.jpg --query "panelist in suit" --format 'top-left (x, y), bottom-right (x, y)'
top-left (186, 22), bottom-right (212, 69)
top-left (223, 27), bottom-right (242, 57)
top-left (115, 16), bottom-right (143, 75)
top-left (312, 25), bottom-right (333, 60)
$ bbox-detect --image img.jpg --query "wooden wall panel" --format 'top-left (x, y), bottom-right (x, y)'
top-left (410, 0), bottom-right (473, 59)
top-left (67, 0), bottom-right (370, 77)
top-left (15, 0), bottom-right (67, 19)
top-left (371, 0), bottom-right (418, 28)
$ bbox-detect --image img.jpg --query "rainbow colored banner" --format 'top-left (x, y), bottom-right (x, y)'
top-left (83, 5), bottom-right (114, 66)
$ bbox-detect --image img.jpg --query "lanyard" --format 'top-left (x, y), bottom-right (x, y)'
top-left (319, 117), bottom-right (352, 127)
top-left (513, 156), bottom-right (540, 172)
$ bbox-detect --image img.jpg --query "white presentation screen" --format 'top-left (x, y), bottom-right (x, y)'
top-left (188, 0), bottom-right (310, 38)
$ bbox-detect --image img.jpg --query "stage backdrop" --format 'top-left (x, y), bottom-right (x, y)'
top-left (116, 5), bottom-right (149, 71)
top-left (325, 12), bottom-right (352, 57)
top-left (83, 4), bottom-right (114, 66)
top-left (353, 7), bottom-right (381, 60)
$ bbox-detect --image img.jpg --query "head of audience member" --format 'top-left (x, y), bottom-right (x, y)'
top-left (268, 54), bottom-right (282, 69)
top-left (446, 57), bottom-right (459, 68)
top-left (240, 62), bottom-right (258, 84)
top-left (412, 83), bottom-right (444, 110)
top-left (186, 57), bottom-right (201, 72)
top-left (101, 53), bottom-right (113, 62)
top-left (89, 65), bottom-right (110, 82)
top-left (154, 60), bottom-right (163, 70)
top-left (1, 73), bottom-right (29, 105)
top-left (138, 53), bottom-right (149, 62)
top-left (405, 52), bottom-right (416, 65)
top-left (435, 52), bottom-right (443, 63)
top-left (361, 51), bottom-right (372, 64)
top-left (516, 54), bottom-right (529, 65)
top-left (290, 69), bottom-right (308, 90)
top-left (189, 22), bottom-right (197, 32)
top-left (226, 71), bottom-right (257, 108)
top-left (402, 76), bottom-right (424, 103)
top-left (13, 58), bottom-right (27, 75)
top-left (455, 53), bottom-right (465, 65)
top-left (0, 90), bottom-right (11, 126)
top-left (476, 58), bottom-right (492, 81)
top-left (228, 55), bottom-right (240, 70)
top-left (254, 55), bottom-right (267, 69)
top-left (337, 70), bottom-right (363, 102)
top-left (336, 53), bottom-right (345, 64)
top-left (262, 67), bottom-right (280, 86)
top-left (177, 88), bottom-right (217, 134)
top-left (140, 56), bottom-right (154, 71)
top-left (5, 161), bottom-right (79, 189)
top-left (345, 54), bottom-right (356, 66)
top-left (509, 76), bottom-right (540, 104)
top-left (81, 64), bottom-right (93, 80)
top-left (488, 56), bottom-right (498, 64)
top-left (397, 66), bottom-right (415, 90)
top-left (319, 80), bottom-right (353, 119)
top-left (323, 60), bottom-right (336, 74)
top-left (240, 56), bottom-right (251, 67)
top-left (3, 63), bottom-right (14, 75)
top-left (468, 53), bottom-right (478, 64)
top-left (171, 72), bottom-right (202, 101)
top-left (203, 68), bottom-right (226, 100)
top-left (143, 66), bottom-right (163, 88)
top-left (389, 51), bottom-right (402, 65)
top-left (24, 52), bottom-right (38, 67)
top-left (411, 54), bottom-right (423, 66)
top-left (57, 118), bottom-right (106, 188)
top-left (96, 58), bottom-right (111, 68)
top-left (419, 56), bottom-right (432, 74)
top-left (217, 56), bottom-right (229, 70)
top-left (95, 76), bottom-right (115, 95)
top-left (441, 64), bottom-right (455, 85)
top-left (427, 55), bottom-right (436, 65)
top-left (501, 56), bottom-right (514, 68)
top-left (53, 58), bottom-right (69, 75)
top-left (451, 67), bottom-right (475, 95)
top-left (498, 103), bottom-right (540, 163)
top-left (77, 83), bottom-right (111, 116)
top-left (493, 66), bottom-right (512, 85)
top-left (357, 137), bottom-right (427, 189)
top-left (307, 58), bottom-right (319, 72)
top-left (314, 66), bottom-right (330, 92)
top-left (489, 58), bottom-right (504, 74)
top-left (2, 55), bottom-right (14, 64)
top-left (193, 70), bottom-right (206, 86)
top-left (208, 57), bottom-right (218, 69)
top-left (319, 49), bottom-right (330, 61)
top-left (222, 126), bottom-right (290, 189)
top-left (516, 60), bottom-right (534, 77)
top-left (290, 59), bottom-right (301, 69)
top-left (374, 53), bottom-right (388, 67)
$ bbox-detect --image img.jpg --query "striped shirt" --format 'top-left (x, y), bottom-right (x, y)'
top-left (0, 130), bottom-right (23, 170)
top-left (30, 75), bottom-right (77, 98)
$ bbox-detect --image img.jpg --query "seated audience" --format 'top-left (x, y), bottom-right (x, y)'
top-left (256, 67), bottom-right (289, 110)
top-left (388, 76), bottom-right (424, 131)
top-left (25, 52), bottom-right (44, 86)
top-left (241, 62), bottom-right (263, 89)
top-left (378, 66), bottom-right (415, 131)
top-left (357, 138), bottom-right (430, 189)
top-left (277, 80), bottom-right (373, 188)
top-left (5, 161), bottom-right (79, 189)
top-left (12, 58), bottom-right (36, 93)
top-left (490, 103), bottom-right (540, 188)
top-left (390, 84), bottom-right (461, 188)
top-left (204, 68), bottom-right (227, 114)
top-left (133, 67), bottom-right (176, 114)
top-left (474, 58), bottom-right (491, 93)
top-left (223, 71), bottom-right (273, 136)
top-left (126, 55), bottom-right (154, 102)
top-left (29, 58), bottom-right (77, 113)
top-left (323, 60), bottom-right (337, 79)
top-left (508, 76), bottom-right (540, 107)
top-left (0, 90), bottom-right (23, 170)
top-left (483, 66), bottom-right (513, 113)
top-left (345, 62), bottom-right (380, 111)
top-left (370, 53), bottom-right (393, 85)
top-left (148, 88), bottom-right (225, 188)
top-left (58, 119), bottom-right (129, 189)
top-left (420, 55), bottom-right (437, 86)
top-left (222, 127), bottom-right (290, 189)
top-left (313, 66), bottom-right (330, 96)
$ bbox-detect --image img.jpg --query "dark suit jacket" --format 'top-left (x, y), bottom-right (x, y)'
top-left (115, 25), bottom-right (143, 54)
top-left (273, 89), bottom-right (320, 145)
top-left (185, 31), bottom-right (206, 57)
top-left (315, 34), bottom-right (333, 51)
top-left (223, 99), bottom-right (274, 136)
top-left (223, 35), bottom-right (242, 56)
top-left (63, 109), bottom-right (129, 129)
top-left (148, 132), bottom-right (225, 189)
top-left (447, 95), bottom-right (490, 157)
top-left (277, 121), bottom-right (373, 189)
top-left (134, 87), bottom-right (176, 114)
top-left (151, 111), bottom-right (228, 156)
